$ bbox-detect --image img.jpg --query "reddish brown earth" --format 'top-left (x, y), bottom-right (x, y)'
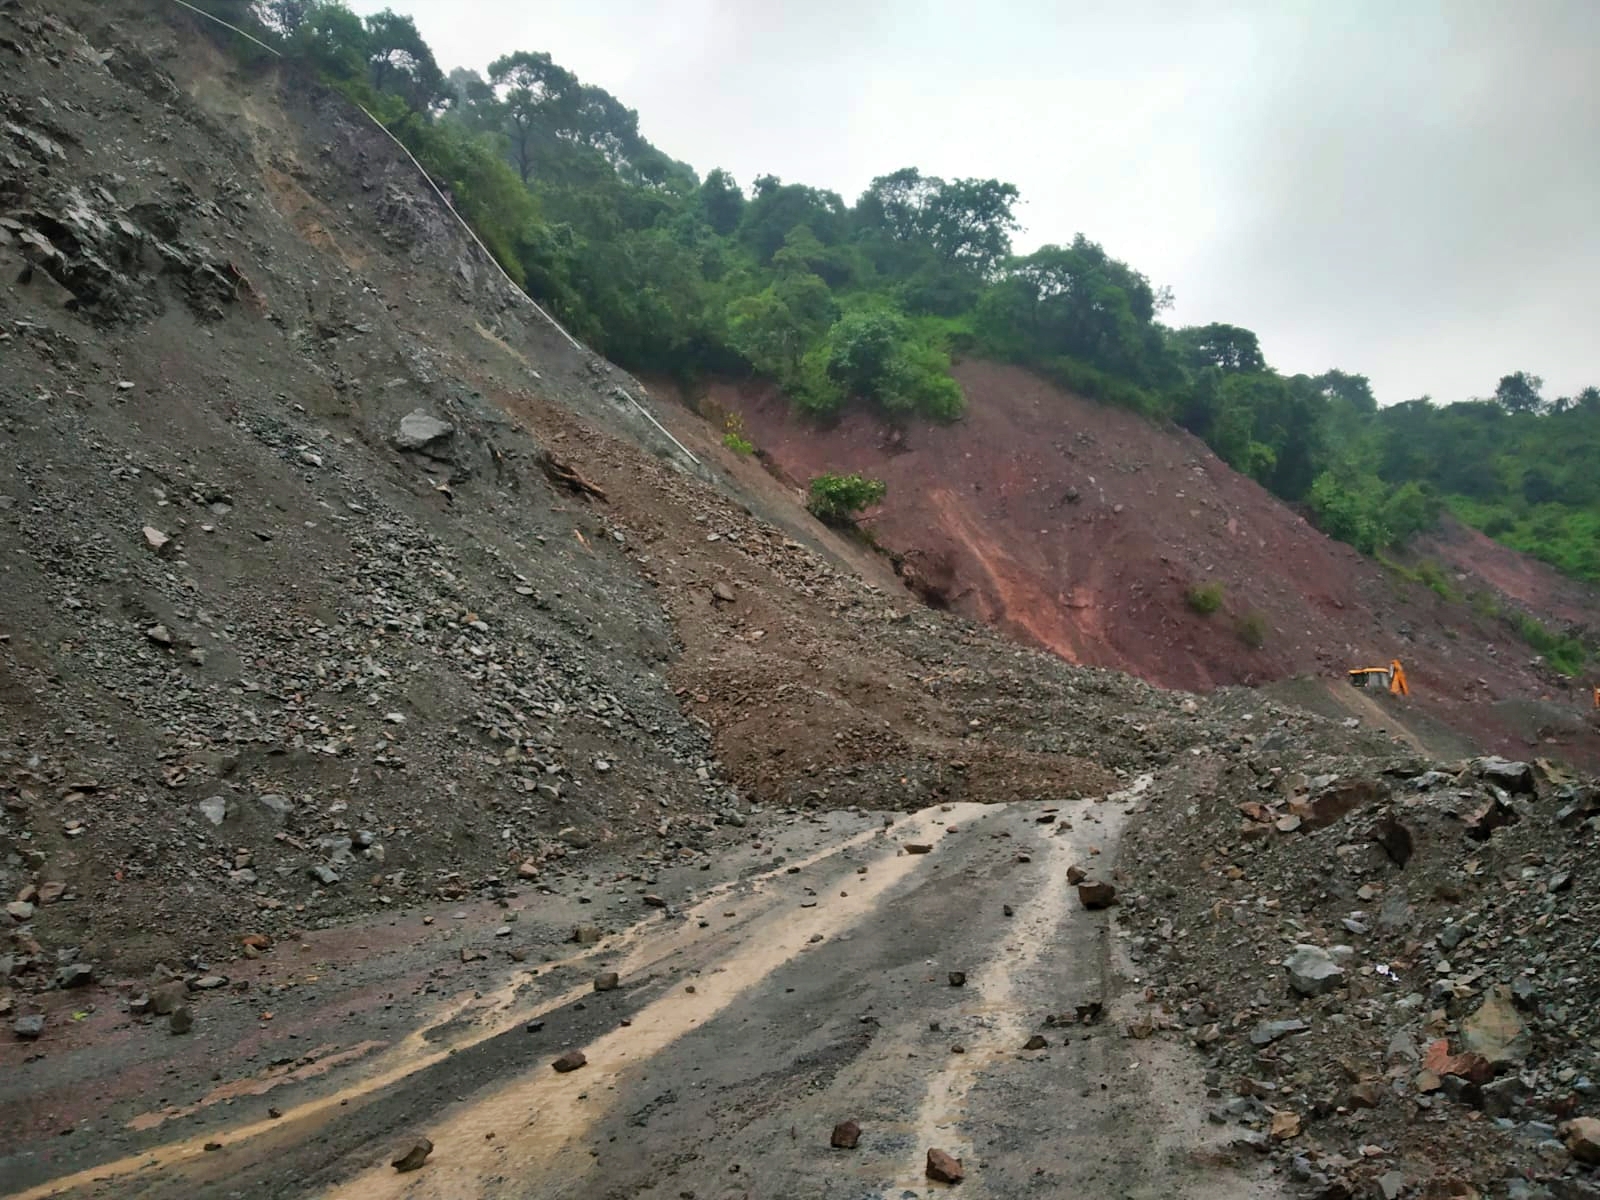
top-left (1418, 513), bottom-right (1600, 631)
top-left (665, 361), bottom-right (1600, 766)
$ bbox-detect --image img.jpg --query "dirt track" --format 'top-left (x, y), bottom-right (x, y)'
top-left (6, 784), bottom-right (1280, 1200)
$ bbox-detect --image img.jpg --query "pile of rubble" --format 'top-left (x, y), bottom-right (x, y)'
top-left (1121, 736), bottom-right (1600, 1199)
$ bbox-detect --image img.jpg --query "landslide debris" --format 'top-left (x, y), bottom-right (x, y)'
top-left (1120, 726), bottom-right (1600, 1199)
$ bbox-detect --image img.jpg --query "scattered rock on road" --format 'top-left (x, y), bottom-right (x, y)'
top-left (551, 1050), bottom-right (587, 1073)
top-left (1076, 880), bottom-right (1116, 908)
top-left (926, 1147), bottom-right (964, 1184)
top-left (593, 971), bottom-right (619, 992)
top-left (391, 1137), bottom-right (434, 1172)
top-left (830, 1119), bottom-right (861, 1149)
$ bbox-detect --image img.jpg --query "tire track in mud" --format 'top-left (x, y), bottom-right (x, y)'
top-left (896, 778), bottom-right (1149, 1195)
top-left (8, 805), bottom-right (979, 1200)
top-left (321, 803), bottom-right (989, 1200)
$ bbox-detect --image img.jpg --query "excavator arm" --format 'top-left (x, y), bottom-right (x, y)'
top-left (1388, 659), bottom-right (1409, 696)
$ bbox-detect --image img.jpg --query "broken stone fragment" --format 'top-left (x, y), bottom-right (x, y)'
top-left (1066, 865), bottom-right (1087, 885)
top-left (551, 1049), bottom-right (587, 1073)
top-left (150, 981), bottom-right (186, 1015)
top-left (56, 963), bottom-right (94, 988)
top-left (144, 624), bottom-right (173, 647)
top-left (830, 1119), bottom-right (860, 1149)
top-left (593, 971), bottom-right (619, 992)
top-left (1459, 984), bottom-right (1529, 1068)
top-left (1293, 776), bottom-right (1387, 831)
top-left (904, 843), bottom-right (933, 855)
top-left (13, 1014), bottom-right (44, 1039)
top-left (393, 410), bottom-right (454, 452)
top-left (1249, 1018), bottom-right (1309, 1046)
top-left (1023, 1034), bottom-right (1047, 1050)
top-left (1562, 1117), bottom-right (1600, 1164)
top-left (1076, 880), bottom-right (1116, 909)
top-left (1474, 756), bottom-right (1534, 794)
top-left (926, 1147), bottom-right (964, 1184)
top-left (1464, 794), bottom-right (1520, 840)
top-left (142, 525), bottom-right (172, 554)
top-left (1370, 814), bottom-right (1413, 866)
top-left (711, 581), bottom-right (736, 603)
top-left (1346, 1080), bottom-right (1384, 1109)
top-left (571, 924), bottom-right (601, 945)
top-left (1421, 1037), bottom-right (1493, 1084)
top-left (1283, 944), bottom-right (1345, 997)
top-left (391, 1137), bottom-right (434, 1172)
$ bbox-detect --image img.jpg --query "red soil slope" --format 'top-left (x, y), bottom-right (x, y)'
top-left (667, 361), bottom-right (1600, 765)
top-left (1416, 514), bottom-right (1600, 632)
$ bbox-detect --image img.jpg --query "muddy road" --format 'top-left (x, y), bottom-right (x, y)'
top-left (4, 786), bottom-right (1276, 1200)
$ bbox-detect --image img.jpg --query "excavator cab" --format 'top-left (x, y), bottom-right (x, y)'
top-left (1348, 659), bottom-right (1409, 696)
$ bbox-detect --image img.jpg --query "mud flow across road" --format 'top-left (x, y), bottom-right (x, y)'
top-left (5, 785), bottom-right (1278, 1200)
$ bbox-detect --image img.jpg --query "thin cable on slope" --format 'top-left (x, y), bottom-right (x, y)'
top-left (165, 0), bottom-right (702, 467)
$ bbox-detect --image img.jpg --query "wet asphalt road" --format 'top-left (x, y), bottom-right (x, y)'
top-left (7, 785), bottom-right (1279, 1200)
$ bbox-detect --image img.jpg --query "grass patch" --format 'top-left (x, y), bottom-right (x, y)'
top-left (1234, 611), bottom-right (1268, 649)
top-left (1185, 582), bottom-right (1224, 615)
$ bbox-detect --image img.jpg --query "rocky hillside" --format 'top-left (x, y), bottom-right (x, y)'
top-left (0, 0), bottom-right (1174, 977)
top-left (685, 364), bottom-right (1600, 767)
top-left (6, 6), bottom-right (1600, 1200)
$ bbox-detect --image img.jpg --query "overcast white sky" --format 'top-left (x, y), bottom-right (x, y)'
top-left (349, 0), bottom-right (1598, 406)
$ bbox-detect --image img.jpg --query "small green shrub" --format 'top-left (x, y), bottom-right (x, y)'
top-left (1511, 612), bottom-right (1588, 676)
top-left (807, 472), bottom-right (887, 527)
top-left (1185, 582), bottom-right (1224, 615)
top-left (721, 412), bottom-right (755, 455)
top-left (1235, 611), bottom-right (1268, 648)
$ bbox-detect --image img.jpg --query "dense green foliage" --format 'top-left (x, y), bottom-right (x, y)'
top-left (807, 473), bottom-right (888, 527)
top-left (206, 3), bottom-right (1600, 593)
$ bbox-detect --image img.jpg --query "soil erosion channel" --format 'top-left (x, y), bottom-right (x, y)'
top-left (10, 787), bottom-right (1274, 1200)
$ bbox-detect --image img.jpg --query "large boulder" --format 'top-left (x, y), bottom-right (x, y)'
top-left (1474, 756), bottom-right (1534, 795)
top-left (393, 410), bottom-right (454, 452)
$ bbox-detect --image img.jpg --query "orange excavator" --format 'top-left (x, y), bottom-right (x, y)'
top-left (1348, 659), bottom-right (1410, 697)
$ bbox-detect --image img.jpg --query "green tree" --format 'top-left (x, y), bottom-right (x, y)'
top-left (1494, 371), bottom-right (1545, 414)
top-left (698, 169), bottom-right (745, 236)
top-left (1170, 323), bottom-right (1265, 373)
top-left (363, 9), bottom-right (442, 108)
top-left (487, 51), bottom-right (577, 183)
top-left (807, 473), bottom-right (887, 526)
